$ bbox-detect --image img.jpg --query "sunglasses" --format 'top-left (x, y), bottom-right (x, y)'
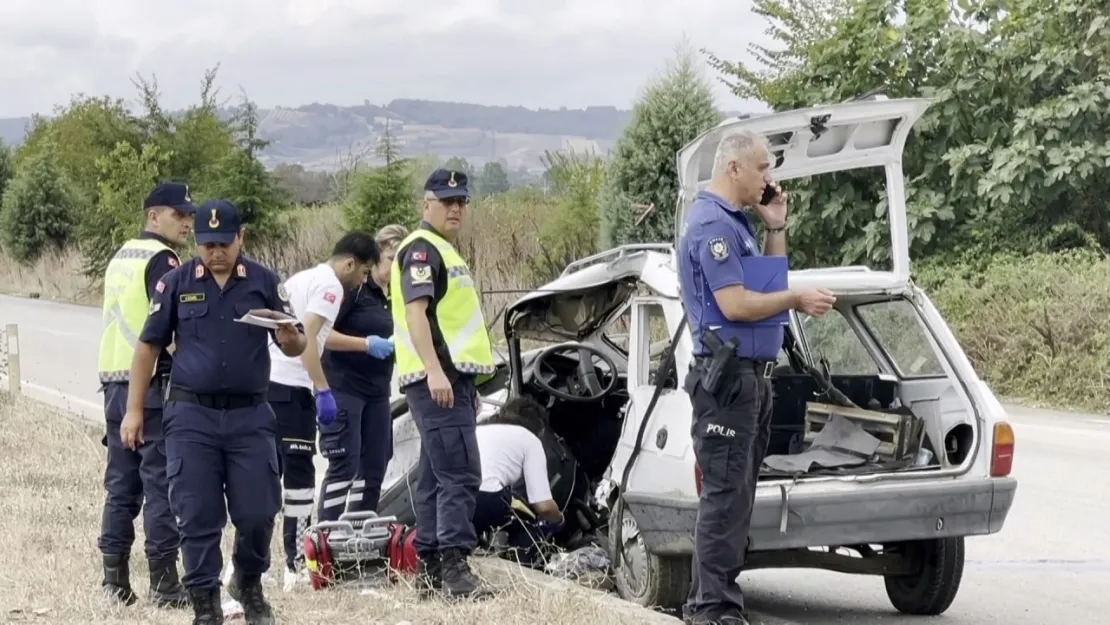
top-left (439, 197), bottom-right (469, 208)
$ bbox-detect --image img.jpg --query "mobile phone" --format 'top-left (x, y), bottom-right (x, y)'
top-left (760, 184), bottom-right (779, 205)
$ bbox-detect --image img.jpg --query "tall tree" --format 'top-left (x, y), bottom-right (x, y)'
top-left (705, 0), bottom-right (1110, 268)
top-left (0, 144), bottom-right (81, 264)
top-left (599, 40), bottom-right (722, 247)
top-left (478, 161), bottom-right (511, 196)
top-left (345, 122), bottom-right (419, 235)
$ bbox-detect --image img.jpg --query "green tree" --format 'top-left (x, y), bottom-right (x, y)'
top-left (477, 161), bottom-right (511, 196)
top-left (132, 67), bottom-right (237, 193)
top-left (204, 95), bottom-right (290, 240)
top-left (442, 156), bottom-right (475, 179)
top-left (345, 124), bottom-right (419, 235)
top-left (0, 145), bottom-right (81, 264)
top-left (0, 139), bottom-right (13, 199)
top-left (705, 0), bottom-right (1110, 268)
top-left (81, 142), bottom-right (171, 279)
top-left (16, 95), bottom-right (144, 206)
top-left (530, 150), bottom-right (606, 279)
top-left (599, 41), bottom-right (722, 247)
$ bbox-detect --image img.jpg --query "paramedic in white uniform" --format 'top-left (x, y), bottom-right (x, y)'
top-left (265, 232), bottom-right (379, 589)
top-left (473, 396), bottom-right (564, 544)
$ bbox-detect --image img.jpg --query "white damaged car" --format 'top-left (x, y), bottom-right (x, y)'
top-left (372, 96), bottom-right (1019, 616)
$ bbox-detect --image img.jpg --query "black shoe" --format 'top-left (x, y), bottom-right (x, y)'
top-left (415, 553), bottom-right (443, 598)
top-left (439, 548), bottom-right (494, 600)
top-left (188, 587), bottom-right (223, 625)
top-left (148, 556), bottom-right (190, 608)
top-left (230, 573), bottom-right (275, 625)
top-left (102, 554), bottom-right (138, 606)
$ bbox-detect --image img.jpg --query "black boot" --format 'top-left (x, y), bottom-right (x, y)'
top-left (439, 548), bottom-right (493, 600)
top-left (102, 554), bottom-right (138, 606)
top-left (229, 571), bottom-right (275, 625)
top-left (148, 556), bottom-right (190, 608)
top-left (188, 587), bottom-right (223, 625)
top-left (414, 552), bottom-right (443, 599)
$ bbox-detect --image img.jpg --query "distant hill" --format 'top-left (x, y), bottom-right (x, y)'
top-left (0, 98), bottom-right (752, 173)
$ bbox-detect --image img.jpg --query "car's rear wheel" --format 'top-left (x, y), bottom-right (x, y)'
top-left (610, 504), bottom-right (691, 610)
top-left (883, 536), bottom-right (965, 615)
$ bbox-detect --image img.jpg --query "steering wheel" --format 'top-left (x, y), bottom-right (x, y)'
top-left (530, 342), bottom-right (619, 403)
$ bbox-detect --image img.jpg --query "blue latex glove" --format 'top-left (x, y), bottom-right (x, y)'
top-left (366, 335), bottom-right (395, 359)
top-left (315, 389), bottom-right (337, 426)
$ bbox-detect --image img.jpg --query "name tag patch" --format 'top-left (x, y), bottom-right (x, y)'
top-left (180, 292), bottom-right (206, 304)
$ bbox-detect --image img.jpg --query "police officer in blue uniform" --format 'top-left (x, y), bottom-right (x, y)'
top-left (121, 199), bottom-right (307, 625)
top-left (97, 182), bottom-right (193, 609)
top-left (677, 130), bottom-right (835, 625)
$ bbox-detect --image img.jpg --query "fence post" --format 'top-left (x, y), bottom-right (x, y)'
top-left (5, 324), bottom-right (19, 395)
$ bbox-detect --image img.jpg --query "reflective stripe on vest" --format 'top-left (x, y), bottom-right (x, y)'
top-left (97, 238), bottom-right (176, 383)
top-left (389, 228), bottom-right (496, 387)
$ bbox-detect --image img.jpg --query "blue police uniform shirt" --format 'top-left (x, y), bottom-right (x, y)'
top-left (678, 190), bottom-right (784, 361)
top-left (322, 281), bottom-right (394, 399)
top-left (139, 255), bottom-right (294, 395)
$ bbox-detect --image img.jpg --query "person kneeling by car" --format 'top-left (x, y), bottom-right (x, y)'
top-left (473, 395), bottom-right (565, 564)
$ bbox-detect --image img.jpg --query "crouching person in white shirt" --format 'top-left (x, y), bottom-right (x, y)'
top-left (267, 232), bottom-right (378, 590)
top-left (474, 395), bottom-right (565, 563)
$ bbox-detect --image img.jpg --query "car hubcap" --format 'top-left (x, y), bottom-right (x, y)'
top-left (617, 512), bottom-right (650, 597)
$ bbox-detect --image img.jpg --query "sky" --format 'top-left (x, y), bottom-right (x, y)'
top-left (0, 0), bottom-right (772, 118)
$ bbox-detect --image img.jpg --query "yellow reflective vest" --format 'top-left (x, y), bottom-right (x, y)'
top-left (389, 228), bottom-right (496, 388)
top-left (97, 237), bottom-right (178, 384)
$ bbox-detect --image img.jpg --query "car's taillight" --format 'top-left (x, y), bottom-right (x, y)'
top-left (991, 421), bottom-right (1015, 477)
top-left (694, 462), bottom-right (703, 495)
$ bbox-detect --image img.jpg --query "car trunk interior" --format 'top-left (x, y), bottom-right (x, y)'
top-left (755, 292), bottom-right (979, 480)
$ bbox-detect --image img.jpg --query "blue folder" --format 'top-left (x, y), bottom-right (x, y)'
top-left (741, 255), bottom-right (789, 326)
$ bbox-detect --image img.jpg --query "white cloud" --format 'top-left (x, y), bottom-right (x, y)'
top-left (0, 0), bottom-right (773, 118)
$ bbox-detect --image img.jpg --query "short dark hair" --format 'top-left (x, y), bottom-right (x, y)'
top-left (331, 231), bottom-right (380, 265)
top-left (482, 395), bottom-right (550, 437)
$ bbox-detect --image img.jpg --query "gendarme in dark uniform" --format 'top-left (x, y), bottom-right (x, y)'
top-left (389, 169), bottom-right (497, 599)
top-left (125, 199), bottom-right (306, 625)
top-left (97, 182), bottom-right (193, 609)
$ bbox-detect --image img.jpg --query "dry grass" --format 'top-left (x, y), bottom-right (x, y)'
top-left (0, 393), bottom-right (676, 625)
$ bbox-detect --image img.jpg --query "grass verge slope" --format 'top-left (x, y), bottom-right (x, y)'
top-left (0, 393), bottom-right (682, 625)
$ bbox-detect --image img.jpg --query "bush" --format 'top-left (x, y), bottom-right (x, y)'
top-left (0, 146), bottom-right (82, 264)
top-left (923, 249), bottom-right (1110, 411)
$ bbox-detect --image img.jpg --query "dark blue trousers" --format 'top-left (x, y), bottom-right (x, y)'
top-left (318, 390), bottom-right (393, 521)
top-left (163, 399), bottom-right (282, 590)
top-left (406, 375), bottom-right (481, 555)
top-left (98, 381), bottom-right (179, 559)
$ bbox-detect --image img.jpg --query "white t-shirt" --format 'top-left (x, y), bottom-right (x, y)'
top-left (476, 423), bottom-right (553, 504)
top-left (268, 263), bottom-right (344, 390)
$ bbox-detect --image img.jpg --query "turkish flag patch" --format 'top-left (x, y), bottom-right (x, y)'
top-left (168, 257), bottom-right (179, 268)
top-left (155, 281), bottom-right (165, 294)
top-left (323, 291), bottom-right (336, 304)
top-left (412, 250), bottom-right (427, 262)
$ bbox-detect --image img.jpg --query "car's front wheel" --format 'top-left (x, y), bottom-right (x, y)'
top-left (609, 503), bottom-right (691, 610)
top-left (883, 536), bottom-right (965, 615)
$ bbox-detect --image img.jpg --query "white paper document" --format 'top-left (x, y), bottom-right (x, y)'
top-left (234, 309), bottom-right (299, 330)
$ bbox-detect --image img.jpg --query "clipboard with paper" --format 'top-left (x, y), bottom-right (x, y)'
top-left (741, 255), bottom-right (789, 326)
top-left (234, 309), bottom-right (299, 330)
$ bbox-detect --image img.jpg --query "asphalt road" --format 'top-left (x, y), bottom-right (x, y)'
top-left (3, 293), bottom-right (1109, 624)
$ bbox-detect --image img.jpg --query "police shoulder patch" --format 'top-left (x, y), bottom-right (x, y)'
top-left (167, 257), bottom-right (179, 268)
top-left (277, 283), bottom-right (290, 302)
top-left (409, 265), bottom-right (432, 285)
top-left (149, 301), bottom-right (161, 315)
top-left (707, 237), bottom-right (729, 262)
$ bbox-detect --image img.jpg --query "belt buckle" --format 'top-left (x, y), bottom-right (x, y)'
top-left (761, 361), bottom-right (775, 379)
top-left (213, 395), bottom-right (229, 410)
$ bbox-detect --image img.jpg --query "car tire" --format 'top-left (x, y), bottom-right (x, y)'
top-left (883, 536), bottom-right (965, 615)
top-left (609, 503), bottom-right (691, 610)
